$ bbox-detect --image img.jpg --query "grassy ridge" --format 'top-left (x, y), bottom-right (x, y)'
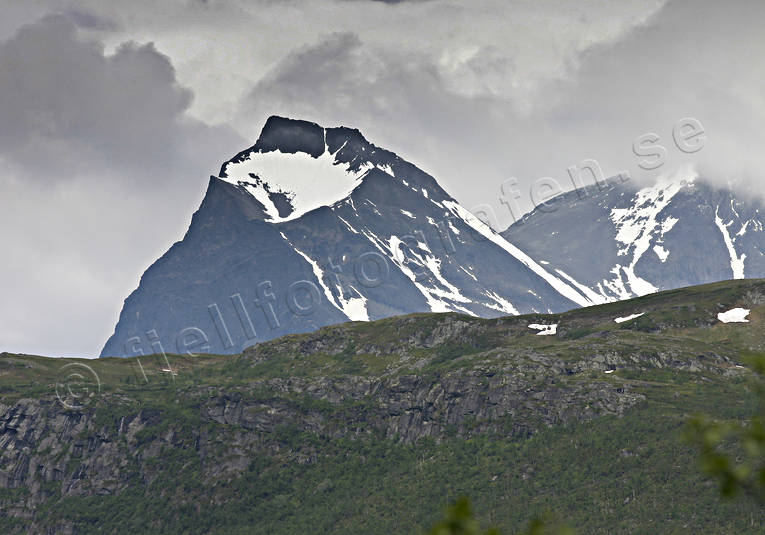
top-left (1, 279), bottom-right (764, 533)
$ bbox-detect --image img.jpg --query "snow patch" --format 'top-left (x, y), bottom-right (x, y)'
top-left (714, 206), bottom-right (747, 279)
top-left (717, 308), bottom-right (750, 323)
top-left (528, 323), bottom-right (558, 336)
top-left (336, 287), bottom-right (369, 321)
top-left (287, 236), bottom-right (369, 322)
top-left (442, 201), bottom-right (595, 307)
top-left (459, 266), bottom-right (478, 282)
top-left (365, 199), bottom-right (382, 216)
top-left (483, 291), bottom-right (519, 315)
top-left (555, 269), bottom-right (610, 305)
top-left (607, 169), bottom-right (692, 296)
top-left (653, 245), bottom-right (670, 262)
top-left (221, 147), bottom-right (372, 223)
top-left (615, 313), bottom-right (645, 323)
top-left (602, 266), bottom-right (632, 301)
top-left (292, 247), bottom-right (340, 308)
top-left (378, 164), bottom-right (395, 177)
top-left (366, 232), bottom-right (472, 314)
top-left (337, 215), bottom-right (359, 234)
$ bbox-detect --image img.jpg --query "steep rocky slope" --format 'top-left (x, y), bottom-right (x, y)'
top-left (502, 172), bottom-right (764, 302)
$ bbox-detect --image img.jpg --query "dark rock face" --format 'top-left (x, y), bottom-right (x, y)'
top-left (222, 116), bottom-right (326, 170)
top-left (101, 175), bottom-right (351, 358)
top-left (502, 177), bottom-right (765, 302)
top-left (202, 372), bottom-right (644, 443)
top-left (0, 365), bottom-right (644, 526)
top-left (101, 117), bottom-right (585, 357)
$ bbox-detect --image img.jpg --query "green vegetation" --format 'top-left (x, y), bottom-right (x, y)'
top-left (1, 279), bottom-right (764, 533)
top-left (687, 350), bottom-right (765, 503)
top-left (22, 383), bottom-right (761, 534)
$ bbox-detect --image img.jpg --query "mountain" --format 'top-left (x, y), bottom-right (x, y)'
top-left (101, 116), bottom-right (596, 357)
top-left (502, 169), bottom-right (765, 303)
top-left (2, 279), bottom-right (764, 533)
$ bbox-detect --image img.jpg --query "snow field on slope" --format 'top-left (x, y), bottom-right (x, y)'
top-left (220, 148), bottom-right (373, 223)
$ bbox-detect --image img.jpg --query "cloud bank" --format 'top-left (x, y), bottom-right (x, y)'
top-left (235, 0), bottom-right (765, 225)
top-left (0, 15), bottom-right (243, 357)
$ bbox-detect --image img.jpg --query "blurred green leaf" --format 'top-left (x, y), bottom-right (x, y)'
top-left (425, 497), bottom-right (572, 535)
top-left (686, 352), bottom-right (765, 503)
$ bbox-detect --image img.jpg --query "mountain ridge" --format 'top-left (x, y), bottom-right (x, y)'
top-left (101, 116), bottom-right (765, 358)
top-left (502, 169), bottom-right (764, 302)
top-left (101, 116), bottom-right (593, 357)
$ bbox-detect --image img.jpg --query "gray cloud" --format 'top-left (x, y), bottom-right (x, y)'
top-left (349, 0), bottom-right (433, 3)
top-left (0, 15), bottom-right (244, 357)
top-left (237, 0), bottom-right (764, 228)
top-left (537, 0), bottom-right (765, 189)
top-left (0, 15), bottom-right (241, 186)
top-left (59, 9), bottom-right (119, 31)
top-left (238, 31), bottom-right (513, 185)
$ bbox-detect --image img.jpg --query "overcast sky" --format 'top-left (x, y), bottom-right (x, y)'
top-left (2, 0), bottom-right (764, 357)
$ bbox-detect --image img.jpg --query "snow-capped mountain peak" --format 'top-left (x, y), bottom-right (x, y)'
top-left (218, 116), bottom-right (397, 223)
top-left (502, 168), bottom-right (764, 305)
top-left (102, 116), bottom-right (589, 357)
top-left (100, 116), bottom-right (765, 359)
top-left (607, 167), bottom-right (697, 297)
